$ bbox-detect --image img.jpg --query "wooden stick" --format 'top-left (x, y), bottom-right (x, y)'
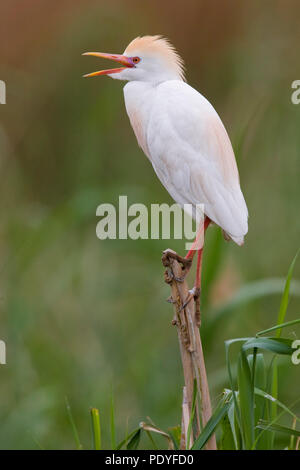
top-left (162, 249), bottom-right (217, 450)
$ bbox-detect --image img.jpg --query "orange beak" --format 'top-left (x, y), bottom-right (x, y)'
top-left (82, 52), bottom-right (134, 77)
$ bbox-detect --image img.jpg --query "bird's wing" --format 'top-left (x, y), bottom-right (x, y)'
top-left (146, 80), bottom-right (248, 244)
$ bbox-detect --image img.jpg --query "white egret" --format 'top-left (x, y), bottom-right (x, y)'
top-left (83, 36), bottom-right (248, 317)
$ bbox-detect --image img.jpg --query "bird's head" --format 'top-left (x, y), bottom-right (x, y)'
top-left (83, 35), bottom-right (185, 83)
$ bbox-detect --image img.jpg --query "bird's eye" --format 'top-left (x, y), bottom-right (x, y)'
top-left (132, 57), bottom-right (140, 64)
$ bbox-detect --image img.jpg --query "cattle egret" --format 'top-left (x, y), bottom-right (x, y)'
top-left (83, 36), bottom-right (248, 319)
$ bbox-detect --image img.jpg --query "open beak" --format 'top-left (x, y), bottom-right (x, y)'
top-left (82, 52), bottom-right (134, 77)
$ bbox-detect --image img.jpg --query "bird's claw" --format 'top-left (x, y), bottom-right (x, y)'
top-left (162, 249), bottom-right (192, 281)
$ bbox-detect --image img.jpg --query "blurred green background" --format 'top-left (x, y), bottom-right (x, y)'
top-left (0, 0), bottom-right (299, 449)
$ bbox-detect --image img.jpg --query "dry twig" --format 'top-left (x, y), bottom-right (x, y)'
top-left (162, 249), bottom-right (217, 450)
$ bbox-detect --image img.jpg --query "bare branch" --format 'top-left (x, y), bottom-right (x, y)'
top-left (162, 249), bottom-right (217, 450)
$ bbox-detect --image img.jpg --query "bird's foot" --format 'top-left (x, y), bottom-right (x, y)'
top-left (162, 249), bottom-right (193, 282)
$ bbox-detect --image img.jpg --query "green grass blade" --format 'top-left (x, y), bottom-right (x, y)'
top-left (126, 429), bottom-right (142, 450)
top-left (90, 408), bottom-right (101, 450)
top-left (247, 354), bottom-right (267, 447)
top-left (270, 357), bottom-right (278, 448)
top-left (237, 348), bottom-right (254, 449)
top-left (186, 379), bottom-right (198, 450)
top-left (192, 390), bottom-right (232, 450)
top-left (289, 418), bottom-right (297, 450)
top-left (242, 337), bottom-right (293, 355)
top-left (252, 354), bottom-right (266, 392)
top-left (224, 338), bottom-right (251, 435)
top-left (227, 399), bottom-right (241, 450)
top-left (110, 394), bottom-right (116, 450)
top-left (65, 397), bottom-right (82, 450)
top-left (250, 354), bottom-right (270, 449)
top-left (220, 412), bottom-right (236, 450)
top-left (276, 251), bottom-right (299, 338)
top-left (242, 337), bottom-right (293, 448)
top-left (256, 318), bottom-right (300, 337)
top-left (225, 338), bottom-right (249, 445)
top-left (254, 388), bottom-right (300, 424)
top-left (252, 396), bottom-right (300, 449)
top-left (271, 251), bottom-right (298, 447)
top-left (257, 421), bottom-right (300, 438)
top-left (116, 427), bottom-right (140, 450)
top-left (145, 431), bottom-right (158, 449)
top-left (224, 335), bottom-right (294, 450)
top-left (168, 426), bottom-right (180, 450)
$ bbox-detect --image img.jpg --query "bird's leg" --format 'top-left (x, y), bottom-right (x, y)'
top-left (185, 233), bottom-right (202, 261)
top-left (181, 217), bottom-right (210, 325)
top-left (185, 215), bottom-right (210, 259)
top-left (163, 216), bottom-right (210, 283)
top-left (163, 224), bottom-right (203, 283)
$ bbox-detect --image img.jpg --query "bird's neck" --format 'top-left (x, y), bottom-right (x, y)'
top-left (123, 81), bottom-right (157, 157)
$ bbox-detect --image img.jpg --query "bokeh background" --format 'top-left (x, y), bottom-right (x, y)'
top-left (0, 0), bottom-right (299, 449)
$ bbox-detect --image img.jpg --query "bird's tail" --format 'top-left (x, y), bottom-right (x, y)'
top-left (222, 229), bottom-right (245, 246)
top-left (230, 234), bottom-right (245, 246)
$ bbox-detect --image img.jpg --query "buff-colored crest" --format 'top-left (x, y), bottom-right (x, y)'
top-left (124, 35), bottom-right (185, 80)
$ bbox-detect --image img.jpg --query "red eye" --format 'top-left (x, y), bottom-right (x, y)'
top-left (132, 57), bottom-right (140, 64)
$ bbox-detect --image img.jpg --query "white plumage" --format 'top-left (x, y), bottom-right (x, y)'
top-left (124, 79), bottom-right (248, 245)
top-left (84, 35), bottom-right (248, 245)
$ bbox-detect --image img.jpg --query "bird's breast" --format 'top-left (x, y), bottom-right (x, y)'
top-left (123, 82), bottom-right (156, 158)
